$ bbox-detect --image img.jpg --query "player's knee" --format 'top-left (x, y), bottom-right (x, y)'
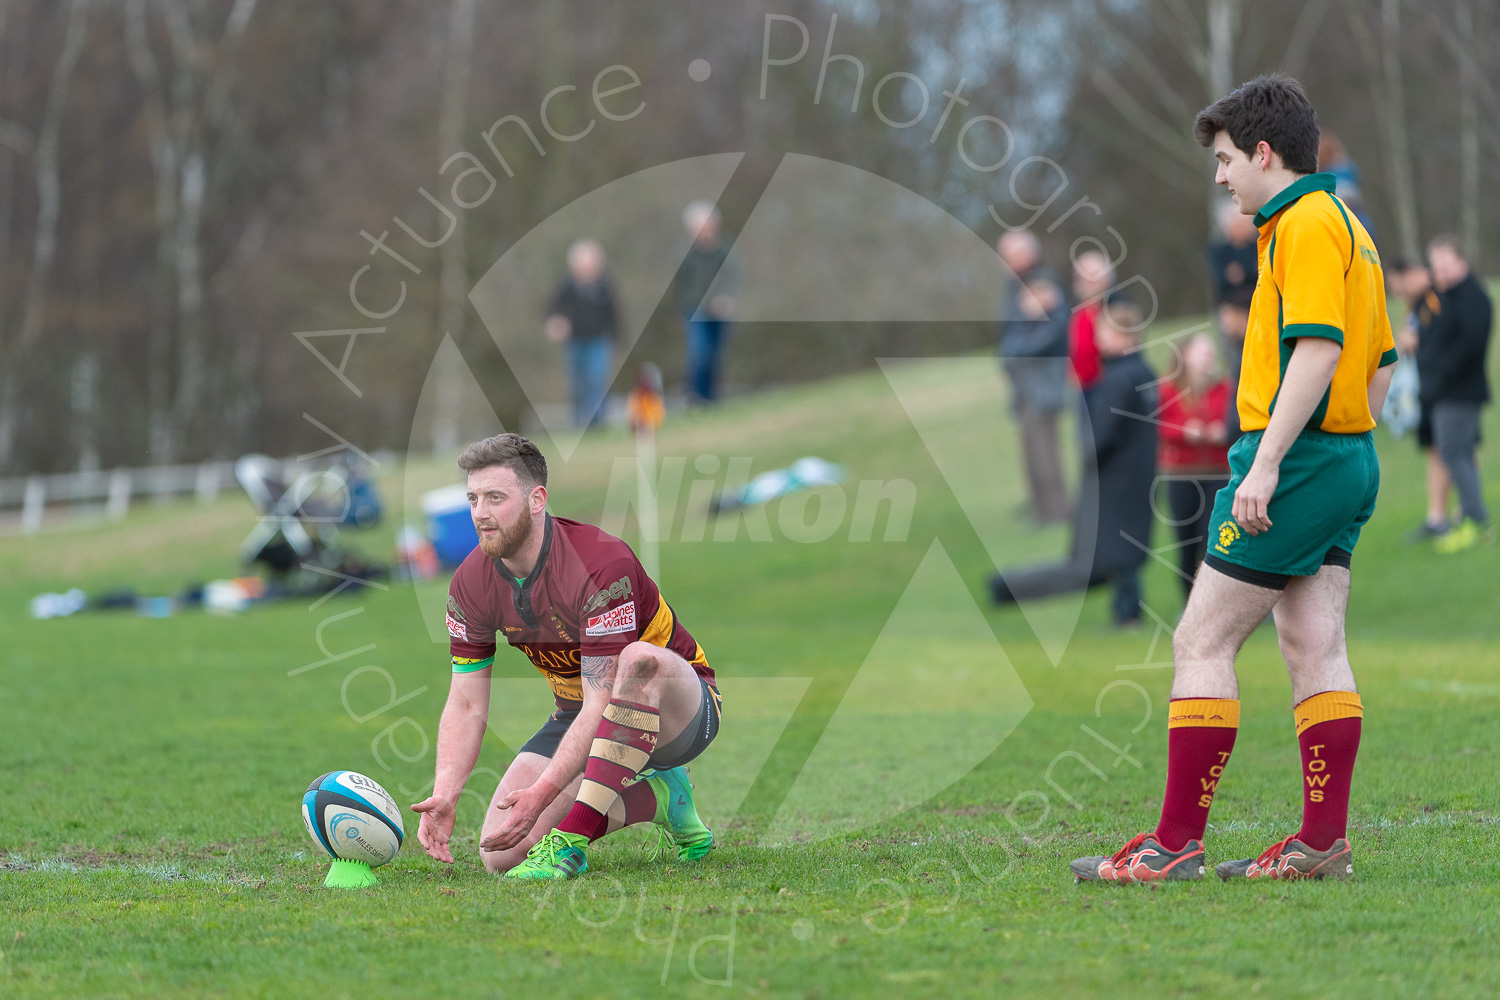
top-left (618, 641), bottom-right (662, 678)
top-left (1276, 630), bottom-right (1305, 668)
top-left (1172, 621), bottom-right (1213, 663)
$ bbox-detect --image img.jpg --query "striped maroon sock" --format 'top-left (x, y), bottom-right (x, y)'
top-left (556, 699), bottom-right (659, 841)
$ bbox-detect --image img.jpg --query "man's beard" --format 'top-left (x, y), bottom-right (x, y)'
top-left (477, 508), bottom-right (534, 560)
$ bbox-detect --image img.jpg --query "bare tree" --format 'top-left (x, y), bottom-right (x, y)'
top-left (0, 0), bottom-right (88, 472)
top-left (1455, 0), bottom-right (1480, 263)
top-left (123, 0), bottom-right (259, 462)
top-left (1344, 0), bottom-right (1420, 260)
top-left (430, 0), bottom-right (477, 453)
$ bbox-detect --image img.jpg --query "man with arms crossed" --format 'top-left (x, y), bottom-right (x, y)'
top-left (411, 434), bottom-right (720, 879)
top-left (1072, 74), bottom-right (1396, 882)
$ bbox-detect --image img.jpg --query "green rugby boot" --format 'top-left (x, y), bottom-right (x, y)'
top-left (643, 767), bottom-right (714, 861)
top-left (1434, 519), bottom-right (1495, 554)
top-left (503, 828), bottom-right (589, 880)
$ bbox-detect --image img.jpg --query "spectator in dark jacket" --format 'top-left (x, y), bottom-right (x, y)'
top-left (545, 240), bottom-right (620, 429)
top-left (1386, 258), bottom-right (1452, 540)
top-left (678, 201), bottom-right (736, 404)
top-left (1216, 287), bottom-right (1252, 445)
top-left (1208, 199), bottom-right (1258, 307)
top-left (998, 230), bottom-right (1070, 524)
top-left (1084, 302), bottom-right (1159, 623)
top-left (1319, 133), bottom-right (1377, 241)
top-left (1425, 236), bottom-right (1494, 551)
top-left (989, 301), bottom-right (1157, 626)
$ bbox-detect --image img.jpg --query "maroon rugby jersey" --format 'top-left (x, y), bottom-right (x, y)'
top-left (446, 514), bottom-right (712, 709)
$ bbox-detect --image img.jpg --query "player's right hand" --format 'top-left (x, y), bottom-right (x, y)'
top-left (410, 796), bottom-right (457, 864)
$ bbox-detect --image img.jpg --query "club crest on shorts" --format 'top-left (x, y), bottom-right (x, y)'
top-left (1214, 519), bottom-right (1242, 554)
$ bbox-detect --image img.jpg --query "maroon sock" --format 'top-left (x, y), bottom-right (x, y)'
top-left (1293, 692), bottom-right (1363, 851)
top-left (1153, 698), bottom-right (1239, 851)
top-left (608, 781), bottom-right (660, 840)
top-left (556, 699), bottom-right (660, 841)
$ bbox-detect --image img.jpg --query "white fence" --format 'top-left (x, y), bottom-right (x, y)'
top-left (0, 461), bottom-right (237, 535)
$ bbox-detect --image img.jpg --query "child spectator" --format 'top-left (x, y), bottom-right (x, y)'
top-left (1157, 333), bottom-right (1232, 597)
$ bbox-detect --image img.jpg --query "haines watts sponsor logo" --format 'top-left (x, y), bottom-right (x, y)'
top-left (586, 600), bottom-right (637, 636)
top-left (446, 595), bottom-right (470, 640)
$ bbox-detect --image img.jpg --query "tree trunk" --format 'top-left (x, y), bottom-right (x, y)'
top-left (430, 0), bottom-right (478, 453)
top-left (0, 0), bottom-right (88, 472)
top-left (1206, 0), bottom-right (1241, 99)
top-left (1456, 0), bottom-right (1480, 263)
top-left (1204, 0), bottom-right (1242, 235)
top-left (171, 150), bottom-right (207, 454)
top-left (125, 0), bottom-right (180, 463)
top-left (1344, 0), bottom-right (1421, 262)
top-left (1378, 0), bottom-right (1421, 261)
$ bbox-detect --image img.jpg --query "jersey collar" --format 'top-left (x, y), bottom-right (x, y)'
top-left (1253, 172), bottom-right (1336, 229)
top-left (495, 513), bottom-right (553, 629)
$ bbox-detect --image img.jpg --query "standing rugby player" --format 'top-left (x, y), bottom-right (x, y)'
top-left (1073, 75), bottom-right (1396, 882)
top-left (411, 434), bottom-right (720, 879)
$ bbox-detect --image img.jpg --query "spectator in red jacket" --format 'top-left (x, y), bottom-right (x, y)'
top-left (1068, 249), bottom-right (1116, 401)
top-left (1158, 332), bottom-right (1231, 599)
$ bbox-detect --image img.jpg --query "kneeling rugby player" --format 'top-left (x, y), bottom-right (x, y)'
top-left (411, 433), bottom-right (721, 879)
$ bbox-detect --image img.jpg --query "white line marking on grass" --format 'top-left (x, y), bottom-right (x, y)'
top-left (1406, 679), bottom-right (1500, 697)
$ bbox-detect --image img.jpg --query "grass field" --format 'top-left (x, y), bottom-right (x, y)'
top-left (3, 327), bottom-right (1499, 999)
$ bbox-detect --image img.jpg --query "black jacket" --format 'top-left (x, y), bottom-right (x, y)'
top-left (676, 240), bottom-right (735, 318)
top-left (1410, 287), bottom-right (1442, 400)
top-left (1207, 239), bottom-right (1258, 306)
top-left (548, 276), bottom-right (619, 341)
top-left (1425, 273), bottom-right (1493, 404)
top-left (1081, 352), bottom-right (1158, 573)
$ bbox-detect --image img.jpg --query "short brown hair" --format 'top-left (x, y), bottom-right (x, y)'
top-left (458, 433), bottom-right (548, 488)
top-left (1194, 74), bottom-right (1320, 175)
top-left (1101, 300), bottom-right (1144, 336)
top-left (1427, 233), bottom-right (1466, 260)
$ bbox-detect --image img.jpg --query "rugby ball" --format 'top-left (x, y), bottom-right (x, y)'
top-left (301, 770), bottom-right (405, 868)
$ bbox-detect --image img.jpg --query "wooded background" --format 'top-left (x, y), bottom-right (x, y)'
top-left (0, 0), bottom-right (1492, 474)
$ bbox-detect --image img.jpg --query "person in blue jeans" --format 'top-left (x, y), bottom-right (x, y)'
top-left (677, 202), bottom-right (736, 404)
top-left (545, 240), bottom-right (620, 429)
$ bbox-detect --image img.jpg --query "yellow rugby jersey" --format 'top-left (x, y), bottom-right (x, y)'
top-left (1240, 173), bottom-right (1397, 434)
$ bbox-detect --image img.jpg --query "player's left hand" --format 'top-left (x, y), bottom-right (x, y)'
top-left (480, 779), bottom-right (559, 852)
top-left (1233, 462), bottom-right (1277, 535)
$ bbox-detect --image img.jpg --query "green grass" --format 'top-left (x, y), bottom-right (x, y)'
top-left (3, 326), bottom-right (1499, 999)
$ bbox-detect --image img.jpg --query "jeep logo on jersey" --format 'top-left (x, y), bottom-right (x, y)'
top-left (582, 576), bottom-right (631, 615)
top-left (585, 600), bottom-right (636, 636)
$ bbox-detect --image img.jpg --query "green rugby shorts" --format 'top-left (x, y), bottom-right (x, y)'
top-left (1204, 428), bottom-right (1379, 587)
